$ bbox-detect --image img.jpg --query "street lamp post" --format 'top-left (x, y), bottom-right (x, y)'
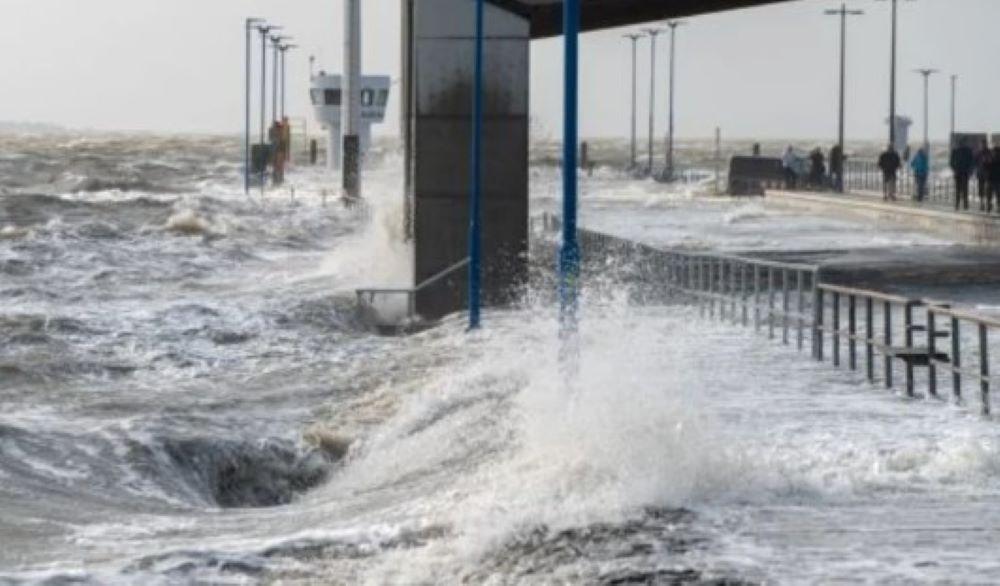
top-left (642, 28), bottom-right (664, 176)
top-left (825, 4), bottom-right (862, 193)
top-left (950, 74), bottom-right (957, 145)
top-left (343, 0), bottom-right (362, 200)
top-left (915, 68), bottom-right (937, 151)
top-left (271, 35), bottom-right (290, 123)
top-left (244, 18), bottom-right (263, 195)
top-left (877, 0), bottom-right (915, 151)
top-left (623, 34), bottom-right (641, 171)
top-left (256, 24), bottom-right (281, 191)
top-left (279, 44), bottom-right (297, 119)
top-left (663, 21), bottom-right (685, 182)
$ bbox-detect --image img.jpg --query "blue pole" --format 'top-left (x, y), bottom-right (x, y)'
top-left (560, 0), bottom-right (580, 335)
top-left (468, 0), bottom-right (484, 329)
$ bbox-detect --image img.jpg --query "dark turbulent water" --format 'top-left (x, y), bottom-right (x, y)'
top-left (3, 133), bottom-right (1000, 584)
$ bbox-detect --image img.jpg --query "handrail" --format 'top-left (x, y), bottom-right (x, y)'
top-left (818, 283), bottom-right (915, 306)
top-left (414, 257), bottom-right (470, 293)
top-left (355, 257), bottom-right (471, 327)
top-left (356, 258), bottom-right (471, 298)
top-left (926, 304), bottom-right (1000, 330)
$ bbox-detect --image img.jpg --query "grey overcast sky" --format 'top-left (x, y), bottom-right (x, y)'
top-left (2, 0), bottom-right (997, 140)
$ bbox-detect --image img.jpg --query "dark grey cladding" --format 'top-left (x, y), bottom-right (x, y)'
top-left (406, 0), bottom-right (530, 320)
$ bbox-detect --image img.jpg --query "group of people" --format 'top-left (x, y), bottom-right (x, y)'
top-left (781, 145), bottom-right (845, 191)
top-left (877, 139), bottom-right (1000, 212)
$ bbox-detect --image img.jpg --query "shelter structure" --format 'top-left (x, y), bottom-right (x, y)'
top-left (399, 0), bottom-right (790, 319)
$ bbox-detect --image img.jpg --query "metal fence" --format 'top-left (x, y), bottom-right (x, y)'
top-left (572, 225), bottom-right (999, 416)
top-left (844, 160), bottom-right (986, 208)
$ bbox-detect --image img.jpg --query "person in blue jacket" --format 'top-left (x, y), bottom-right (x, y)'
top-left (910, 147), bottom-right (929, 202)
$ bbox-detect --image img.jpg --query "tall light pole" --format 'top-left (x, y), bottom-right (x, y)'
top-left (825, 4), bottom-right (862, 192)
top-left (642, 27), bottom-right (664, 176)
top-left (279, 44), bottom-right (297, 119)
top-left (663, 21), bottom-right (685, 182)
top-left (877, 0), bottom-right (915, 151)
top-left (271, 35), bottom-right (290, 123)
top-left (244, 18), bottom-right (263, 195)
top-left (915, 68), bottom-right (937, 151)
top-left (950, 74), bottom-right (957, 145)
top-left (343, 0), bottom-right (362, 200)
top-left (257, 24), bottom-right (281, 191)
top-left (623, 34), bottom-right (642, 171)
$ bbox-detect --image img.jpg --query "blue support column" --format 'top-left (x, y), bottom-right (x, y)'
top-left (560, 0), bottom-right (580, 335)
top-left (468, 0), bottom-right (484, 330)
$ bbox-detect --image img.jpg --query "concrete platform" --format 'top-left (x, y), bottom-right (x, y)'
top-left (765, 189), bottom-right (1000, 245)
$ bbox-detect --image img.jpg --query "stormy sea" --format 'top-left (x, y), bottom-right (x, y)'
top-left (2, 132), bottom-right (1000, 584)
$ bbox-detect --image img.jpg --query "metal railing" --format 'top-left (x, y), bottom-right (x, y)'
top-left (844, 160), bottom-right (986, 209)
top-left (355, 257), bottom-right (470, 326)
top-left (573, 225), bottom-right (998, 417)
top-left (814, 285), bottom-right (999, 415)
top-left (659, 251), bottom-right (820, 352)
top-left (924, 304), bottom-right (1000, 415)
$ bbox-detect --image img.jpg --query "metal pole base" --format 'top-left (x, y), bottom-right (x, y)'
top-left (342, 134), bottom-right (361, 200)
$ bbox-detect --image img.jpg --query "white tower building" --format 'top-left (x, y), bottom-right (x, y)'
top-left (310, 72), bottom-right (390, 170)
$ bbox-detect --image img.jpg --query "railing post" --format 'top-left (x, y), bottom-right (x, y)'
top-left (740, 263), bottom-right (748, 327)
top-left (731, 261), bottom-right (738, 325)
top-left (706, 257), bottom-right (712, 318)
top-left (832, 292), bottom-right (841, 367)
top-left (866, 297), bottom-right (874, 382)
top-left (884, 301), bottom-right (893, 389)
top-left (848, 295), bottom-right (857, 371)
top-left (698, 257), bottom-right (705, 317)
top-left (980, 324), bottom-right (990, 416)
top-left (782, 269), bottom-right (790, 345)
top-left (904, 303), bottom-right (915, 397)
top-left (952, 317), bottom-right (962, 401)
top-left (754, 265), bottom-right (761, 332)
top-left (768, 268), bottom-right (775, 340)
top-left (813, 286), bottom-right (824, 361)
top-left (721, 259), bottom-right (728, 322)
top-left (927, 308), bottom-right (937, 398)
top-left (796, 270), bottom-right (805, 351)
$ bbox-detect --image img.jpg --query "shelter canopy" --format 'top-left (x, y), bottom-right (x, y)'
top-left (488, 0), bottom-right (791, 38)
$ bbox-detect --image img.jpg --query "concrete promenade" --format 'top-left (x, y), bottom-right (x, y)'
top-left (765, 189), bottom-right (1000, 245)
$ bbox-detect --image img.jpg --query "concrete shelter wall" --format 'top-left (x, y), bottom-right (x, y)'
top-left (410, 0), bottom-right (530, 319)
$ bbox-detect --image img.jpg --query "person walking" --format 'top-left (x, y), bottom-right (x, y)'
top-left (950, 139), bottom-right (975, 211)
top-left (990, 144), bottom-right (1000, 214)
top-left (809, 148), bottom-right (826, 189)
top-left (878, 145), bottom-right (901, 202)
top-left (830, 144), bottom-right (845, 192)
top-left (976, 139), bottom-right (993, 211)
top-left (782, 145), bottom-right (798, 189)
top-left (910, 147), bottom-right (929, 203)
